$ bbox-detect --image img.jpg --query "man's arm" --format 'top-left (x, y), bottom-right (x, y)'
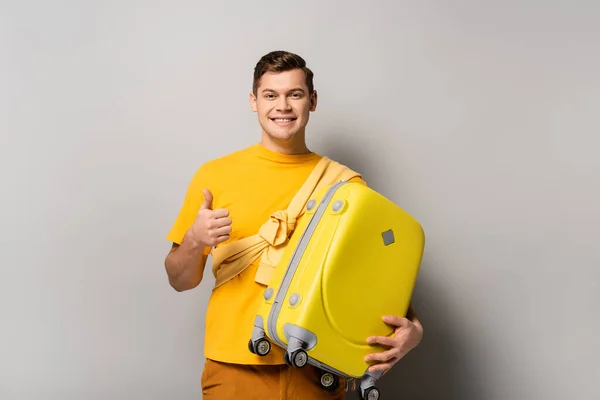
top-left (164, 188), bottom-right (231, 292)
top-left (164, 232), bottom-right (209, 292)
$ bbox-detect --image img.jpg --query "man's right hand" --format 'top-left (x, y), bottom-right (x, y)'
top-left (188, 188), bottom-right (232, 247)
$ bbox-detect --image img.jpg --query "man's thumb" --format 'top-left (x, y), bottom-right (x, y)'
top-left (200, 188), bottom-right (213, 210)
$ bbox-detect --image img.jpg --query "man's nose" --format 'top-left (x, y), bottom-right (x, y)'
top-left (276, 96), bottom-right (291, 111)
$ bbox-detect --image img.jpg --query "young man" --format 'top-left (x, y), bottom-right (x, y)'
top-left (164, 50), bottom-right (423, 399)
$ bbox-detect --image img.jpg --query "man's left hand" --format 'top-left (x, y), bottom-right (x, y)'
top-left (364, 315), bottom-right (423, 374)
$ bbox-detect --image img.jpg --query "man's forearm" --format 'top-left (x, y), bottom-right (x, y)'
top-left (165, 231), bottom-right (208, 291)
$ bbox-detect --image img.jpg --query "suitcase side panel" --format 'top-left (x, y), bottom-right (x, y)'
top-left (317, 183), bottom-right (425, 376)
top-left (264, 181), bottom-right (347, 349)
top-left (252, 183), bottom-right (336, 348)
top-left (274, 199), bottom-right (345, 346)
top-left (273, 183), bottom-right (425, 377)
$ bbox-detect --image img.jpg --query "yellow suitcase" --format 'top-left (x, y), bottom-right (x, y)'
top-left (248, 181), bottom-right (425, 400)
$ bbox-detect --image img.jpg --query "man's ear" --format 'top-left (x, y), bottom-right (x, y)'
top-left (249, 91), bottom-right (258, 112)
top-left (309, 90), bottom-right (318, 112)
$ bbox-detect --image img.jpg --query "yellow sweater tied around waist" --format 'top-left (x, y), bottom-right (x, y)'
top-left (210, 156), bottom-right (361, 289)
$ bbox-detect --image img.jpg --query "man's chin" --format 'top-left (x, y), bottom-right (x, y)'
top-left (263, 128), bottom-right (298, 142)
top-left (266, 135), bottom-right (293, 144)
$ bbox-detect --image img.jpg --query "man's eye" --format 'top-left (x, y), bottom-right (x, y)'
top-left (291, 93), bottom-right (301, 98)
top-left (265, 94), bottom-right (275, 99)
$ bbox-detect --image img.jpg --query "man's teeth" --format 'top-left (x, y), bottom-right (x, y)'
top-left (274, 118), bottom-right (293, 122)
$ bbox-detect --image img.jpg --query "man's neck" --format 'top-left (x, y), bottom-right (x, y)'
top-left (260, 133), bottom-right (310, 155)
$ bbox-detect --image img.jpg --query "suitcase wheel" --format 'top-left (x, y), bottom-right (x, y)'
top-left (319, 372), bottom-right (338, 391)
top-left (248, 338), bottom-right (271, 356)
top-left (284, 349), bottom-right (308, 368)
top-left (360, 386), bottom-right (380, 400)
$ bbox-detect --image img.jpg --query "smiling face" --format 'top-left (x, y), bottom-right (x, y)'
top-left (250, 68), bottom-right (317, 151)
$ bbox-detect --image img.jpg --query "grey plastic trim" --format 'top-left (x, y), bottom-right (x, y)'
top-left (252, 315), bottom-right (266, 341)
top-left (332, 200), bottom-right (344, 212)
top-left (289, 293), bottom-right (300, 306)
top-left (284, 323), bottom-right (318, 351)
top-left (264, 288), bottom-right (274, 300)
top-left (382, 229), bottom-right (395, 246)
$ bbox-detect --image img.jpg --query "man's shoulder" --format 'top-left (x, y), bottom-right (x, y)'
top-left (194, 143), bottom-right (257, 173)
top-left (320, 155), bottom-right (367, 186)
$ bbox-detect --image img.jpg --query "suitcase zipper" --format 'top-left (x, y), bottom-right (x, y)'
top-left (266, 180), bottom-right (349, 349)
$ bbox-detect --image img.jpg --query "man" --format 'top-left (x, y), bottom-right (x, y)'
top-left (164, 50), bottom-right (423, 399)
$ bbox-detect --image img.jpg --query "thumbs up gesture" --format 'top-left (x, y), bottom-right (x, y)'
top-left (189, 189), bottom-right (232, 247)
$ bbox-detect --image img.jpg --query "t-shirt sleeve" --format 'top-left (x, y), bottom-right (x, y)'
top-left (165, 164), bottom-right (211, 253)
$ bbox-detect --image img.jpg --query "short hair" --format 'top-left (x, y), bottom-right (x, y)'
top-left (252, 50), bottom-right (314, 95)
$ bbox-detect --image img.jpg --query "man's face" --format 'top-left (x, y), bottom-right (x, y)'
top-left (250, 69), bottom-right (317, 144)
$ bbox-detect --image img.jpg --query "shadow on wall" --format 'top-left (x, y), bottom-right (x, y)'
top-left (318, 132), bottom-right (483, 400)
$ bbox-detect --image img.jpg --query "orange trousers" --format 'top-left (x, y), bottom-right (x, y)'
top-left (201, 358), bottom-right (348, 400)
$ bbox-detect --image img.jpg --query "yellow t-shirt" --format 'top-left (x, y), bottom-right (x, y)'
top-left (166, 142), bottom-right (365, 365)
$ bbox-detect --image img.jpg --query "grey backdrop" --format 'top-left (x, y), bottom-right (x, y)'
top-left (2, 1), bottom-right (599, 399)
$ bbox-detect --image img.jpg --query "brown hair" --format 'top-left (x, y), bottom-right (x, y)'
top-left (252, 50), bottom-right (314, 95)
